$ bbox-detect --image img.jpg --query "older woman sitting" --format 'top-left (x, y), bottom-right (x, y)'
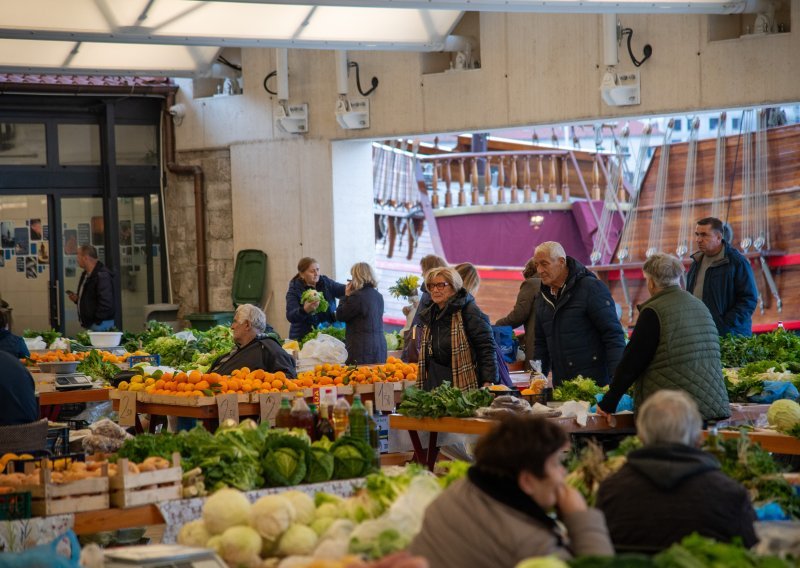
top-left (416, 266), bottom-right (497, 390)
top-left (409, 415), bottom-right (614, 568)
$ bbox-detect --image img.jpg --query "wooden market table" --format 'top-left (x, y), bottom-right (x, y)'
top-left (389, 413), bottom-right (636, 470)
top-left (73, 504), bottom-right (164, 534)
top-left (707, 429), bottom-right (800, 455)
top-left (38, 388), bottom-right (111, 421)
top-left (111, 398), bottom-right (262, 433)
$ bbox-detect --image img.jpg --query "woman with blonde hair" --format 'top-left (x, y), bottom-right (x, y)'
top-left (416, 266), bottom-right (497, 390)
top-left (336, 262), bottom-right (387, 365)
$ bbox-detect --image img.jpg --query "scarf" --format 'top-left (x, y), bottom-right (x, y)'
top-left (416, 308), bottom-right (479, 391)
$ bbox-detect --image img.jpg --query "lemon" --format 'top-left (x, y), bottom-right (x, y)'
top-left (131, 375), bottom-right (144, 384)
top-left (130, 383), bottom-right (145, 392)
top-left (118, 381), bottom-right (130, 390)
top-left (144, 377), bottom-right (156, 386)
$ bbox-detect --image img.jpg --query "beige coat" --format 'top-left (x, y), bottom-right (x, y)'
top-left (496, 277), bottom-right (541, 369)
top-left (408, 478), bottom-right (614, 568)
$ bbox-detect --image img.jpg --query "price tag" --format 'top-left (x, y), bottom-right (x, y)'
top-left (374, 381), bottom-right (395, 412)
top-left (259, 393), bottom-right (283, 426)
top-left (119, 390), bottom-right (137, 427)
top-left (216, 393), bottom-right (239, 424)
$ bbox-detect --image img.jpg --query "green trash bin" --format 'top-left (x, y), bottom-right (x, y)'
top-left (186, 249), bottom-right (268, 330)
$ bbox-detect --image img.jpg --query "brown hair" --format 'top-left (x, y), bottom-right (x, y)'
top-left (454, 262), bottom-right (480, 295)
top-left (78, 245), bottom-right (98, 259)
top-left (295, 257), bottom-right (318, 279)
top-left (420, 254), bottom-right (447, 275)
top-left (696, 217), bottom-right (724, 236)
top-left (474, 414), bottom-right (568, 479)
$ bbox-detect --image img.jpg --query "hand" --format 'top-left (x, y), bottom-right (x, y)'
top-left (595, 404), bottom-right (616, 427)
top-left (555, 484), bottom-right (587, 517)
top-left (303, 299), bottom-right (320, 314)
top-left (345, 281), bottom-right (354, 296)
top-left (67, 291), bottom-right (78, 303)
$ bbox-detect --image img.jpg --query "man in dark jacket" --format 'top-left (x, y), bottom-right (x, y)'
top-left (67, 245), bottom-right (116, 330)
top-left (0, 310), bottom-right (29, 359)
top-left (532, 242), bottom-right (625, 386)
top-left (686, 217), bottom-right (757, 337)
top-left (597, 390), bottom-right (757, 553)
top-left (209, 304), bottom-right (296, 377)
top-left (0, 352), bottom-right (39, 426)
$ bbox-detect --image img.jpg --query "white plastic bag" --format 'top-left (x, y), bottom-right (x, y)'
top-left (297, 334), bottom-right (347, 371)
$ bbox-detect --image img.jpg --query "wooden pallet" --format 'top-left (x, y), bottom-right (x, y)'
top-left (109, 453), bottom-right (182, 509)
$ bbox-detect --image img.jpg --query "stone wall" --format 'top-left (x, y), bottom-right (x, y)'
top-left (163, 148), bottom-right (234, 322)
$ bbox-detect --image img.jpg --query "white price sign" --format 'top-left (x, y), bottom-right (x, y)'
top-left (259, 393), bottom-right (283, 426)
top-left (374, 382), bottom-right (395, 412)
top-left (118, 391), bottom-right (137, 427)
top-left (216, 393), bottom-right (239, 424)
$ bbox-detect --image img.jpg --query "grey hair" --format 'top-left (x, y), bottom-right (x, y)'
top-left (235, 304), bottom-right (267, 333)
top-left (534, 241), bottom-right (566, 260)
top-left (642, 253), bottom-right (684, 289)
top-left (424, 266), bottom-right (463, 294)
top-left (636, 390), bottom-right (702, 446)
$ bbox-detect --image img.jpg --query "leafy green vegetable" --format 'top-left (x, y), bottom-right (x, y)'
top-left (300, 289), bottom-right (329, 314)
top-left (144, 335), bottom-right (198, 368)
top-left (553, 376), bottom-right (607, 402)
top-left (305, 441), bottom-right (335, 484)
top-left (435, 460), bottom-right (470, 488)
top-left (397, 382), bottom-right (494, 419)
top-left (75, 331), bottom-right (91, 346)
top-left (364, 464), bottom-right (426, 513)
top-left (384, 331), bottom-right (403, 351)
top-left (76, 349), bottom-right (121, 383)
top-left (653, 533), bottom-right (792, 567)
top-left (122, 320), bottom-right (174, 353)
top-left (262, 433), bottom-right (311, 487)
top-left (350, 529), bottom-right (410, 560)
top-left (23, 328), bottom-right (61, 346)
top-left (331, 435), bottom-right (376, 479)
top-left (720, 329), bottom-right (800, 368)
top-left (300, 325), bottom-right (347, 347)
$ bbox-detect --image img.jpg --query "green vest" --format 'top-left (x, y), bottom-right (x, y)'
top-left (634, 286), bottom-right (730, 420)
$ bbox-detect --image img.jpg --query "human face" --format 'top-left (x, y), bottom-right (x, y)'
top-left (230, 317), bottom-right (251, 345)
top-left (518, 445), bottom-right (570, 510)
top-left (76, 251), bottom-right (87, 270)
top-left (694, 224), bottom-right (723, 256)
top-left (428, 277), bottom-right (455, 308)
top-left (533, 250), bottom-right (567, 288)
top-left (301, 263), bottom-right (321, 287)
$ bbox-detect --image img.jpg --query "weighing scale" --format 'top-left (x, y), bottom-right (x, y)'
top-left (104, 544), bottom-right (225, 568)
top-left (53, 373), bottom-right (94, 390)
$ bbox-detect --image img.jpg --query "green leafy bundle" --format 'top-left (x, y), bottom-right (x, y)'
top-left (122, 320), bottom-right (174, 353)
top-left (553, 376), bottom-right (608, 402)
top-left (300, 325), bottom-right (347, 347)
top-left (143, 335), bottom-right (198, 368)
top-left (397, 382), bottom-right (494, 418)
top-left (720, 328), bottom-right (800, 368)
top-left (651, 533), bottom-right (793, 567)
top-left (76, 349), bottom-right (121, 383)
top-left (23, 328), bottom-right (61, 346)
top-left (388, 275), bottom-right (420, 299)
top-left (300, 289), bottom-right (329, 314)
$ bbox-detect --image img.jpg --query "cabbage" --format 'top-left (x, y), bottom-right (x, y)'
top-left (305, 446), bottom-right (335, 484)
top-left (177, 519), bottom-right (211, 548)
top-left (767, 399), bottom-right (800, 432)
top-left (331, 436), bottom-right (375, 479)
top-left (203, 488), bottom-right (251, 535)
top-left (262, 434), bottom-right (311, 487)
top-left (309, 517), bottom-right (335, 536)
top-left (276, 523), bottom-right (319, 556)
top-left (219, 525), bottom-right (263, 567)
top-left (250, 494), bottom-right (296, 542)
top-left (282, 490), bottom-right (316, 525)
top-left (300, 289), bottom-right (329, 314)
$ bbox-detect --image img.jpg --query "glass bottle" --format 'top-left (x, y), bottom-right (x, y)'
top-left (317, 404), bottom-right (335, 442)
top-left (308, 403), bottom-right (320, 440)
top-left (332, 396), bottom-right (351, 439)
top-left (365, 400), bottom-right (381, 470)
top-left (290, 397), bottom-right (315, 440)
top-left (275, 395), bottom-right (292, 428)
top-left (348, 394), bottom-right (369, 443)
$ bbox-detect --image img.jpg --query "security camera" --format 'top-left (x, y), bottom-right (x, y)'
top-left (168, 104), bottom-right (186, 118)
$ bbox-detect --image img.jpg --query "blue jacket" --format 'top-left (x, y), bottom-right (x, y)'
top-left (336, 284), bottom-right (387, 365)
top-left (285, 275), bottom-right (346, 339)
top-left (686, 241), bottom-right (758, 337)
top-left (533, 257), bottom-right (626, 386)
top-left (0, 329), bottom-right (30, 359)
top-left (0, 352), bottom-right (38, 426)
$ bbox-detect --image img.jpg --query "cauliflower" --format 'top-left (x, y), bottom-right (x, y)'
top-left (219, 526), bottom-right (263, 568)
top-left (177, 519), bottom-right (211, 548)
top-left (206, 535), bottom-right (223, 556)
top-left (282, 491), bottom-right (316, 525)
top-left (203, 488), bottom-right (252, 535)
top-left (277, 524), bottom-right (319, 557)
top-left (251, 494), bottom-right (296, 542)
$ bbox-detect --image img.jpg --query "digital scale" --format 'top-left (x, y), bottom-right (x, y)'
top-left (54, 373), bottom-right (94, 391)
top-left (104, 544), bottom-right (225, 568)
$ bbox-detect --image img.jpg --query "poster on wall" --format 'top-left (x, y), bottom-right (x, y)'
top-left (43, 224), bottom-right (48, 240)
top-left (119, 220), bottom-right (132, 246)
top-left (134, 223), bottom-right (146, 245)
top-left (30, 243), bottom-right (36, 255)
top-left (0, 222), bottom-right (14, 248)
top-left (91, 216), bottom-right (104, 246)
top-left (78, 223), bottom-right (90, 246)
top-left (38, 242), bottom-right (49, 264)
top-left (65, 256), bottom-right (77, 277)
top-left (64, 229), bottom-right (78, 255)
top-left (13, 228), bottom-right (28, 256)
top-left (25, 256), bottom-right (37, 279)
top-left (29, 218), bottom-right (43, 241)
top-left (16, 256), bottom-right (24, 272)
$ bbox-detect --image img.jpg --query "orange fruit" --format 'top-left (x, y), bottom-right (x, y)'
top-left (175, 372), bottom-right (188, 383)
top-left (188, 370), bottom-right (202, 384)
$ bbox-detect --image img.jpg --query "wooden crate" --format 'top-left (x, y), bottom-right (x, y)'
top-left (25, 465), bottom-right (109, 517)
top-left (110, 453), bottom-right (182, 508)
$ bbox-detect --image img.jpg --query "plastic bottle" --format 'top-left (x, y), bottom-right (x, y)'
top-left (348, 394), bottom-right (369, 444)
top-left (275, 396), bottom-right (292, 428)
top-left (364, 400), bottom-right (382, 470)
top-left (290, 397), bottom-right (315, 440)
top-left (317, 404), bottom-right (335, 442)
top-left (332, 396), bottom-right (351, 439)
top-left (308, 403), bottom-right (320, 440)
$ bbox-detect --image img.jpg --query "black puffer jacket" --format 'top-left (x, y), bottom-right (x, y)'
top-left (77, 262), bottom-right (115, 328)
top-left (533, 257), bottom-right (625, 386)
top-left (418, 289), bottom-right (498, 385)
top-left (596, 444), bottom-right (757, 553)
top-left (336, 284), bottom-right (387, 365)
top-left (285, 275), bottom-right (346, 340)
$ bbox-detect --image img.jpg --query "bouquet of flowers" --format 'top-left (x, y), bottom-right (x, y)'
top-left (388, 275), bottom-right (421, 299)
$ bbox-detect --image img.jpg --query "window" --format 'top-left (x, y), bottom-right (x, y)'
top-left (709, 118), bottom-right (719, 130)
top-left (57, 124), bottom-right (101, 166)
top-left (732, 117), bottom-right (741, 130)
top-left (0, 123), bottom-right (46, 165)
top-left (673, 120), bottom-right (683, 132)
top-left (115, 125), bottom-right (158, 166)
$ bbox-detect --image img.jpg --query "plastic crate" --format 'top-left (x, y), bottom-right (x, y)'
top-left (186, 311), bottom-right (234, 331)
top-left (0, 491), bottom-right (32, 520)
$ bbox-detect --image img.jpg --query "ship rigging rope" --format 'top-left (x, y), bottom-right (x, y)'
top-left (710, 113), bottom-right (727, 220)
top-left (617, 123), bottom-right (652, 264)
top-left (754, 109), bottom-right (770, 251)
top-left (676, 117), bottom-right (700, 259)
top-left (591, 127), bottom-right (630, 265)
top-left (645, 119), bottom-right (674, 258)
top-left (740, 110), bottom-right (754, 253)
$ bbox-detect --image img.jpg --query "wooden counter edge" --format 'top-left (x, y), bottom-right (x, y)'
top-left (73, 504), bottom-right (164, 534)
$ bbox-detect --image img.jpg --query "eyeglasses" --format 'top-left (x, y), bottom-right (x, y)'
top-left (428, 282), bottom-right (450, 291)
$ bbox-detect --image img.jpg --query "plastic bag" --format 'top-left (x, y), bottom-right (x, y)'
top-left (749, 381), bottom-right (800, 404)
top-left (298, 334), bottom-right (347, 371)
top-left (492, 326), bottom-right (517, 363)
top-left (0, 530), bottom-right (81, 568)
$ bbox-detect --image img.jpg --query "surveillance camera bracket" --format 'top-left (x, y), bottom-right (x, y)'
top-left (275, 102), bottom-right (308, 134)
